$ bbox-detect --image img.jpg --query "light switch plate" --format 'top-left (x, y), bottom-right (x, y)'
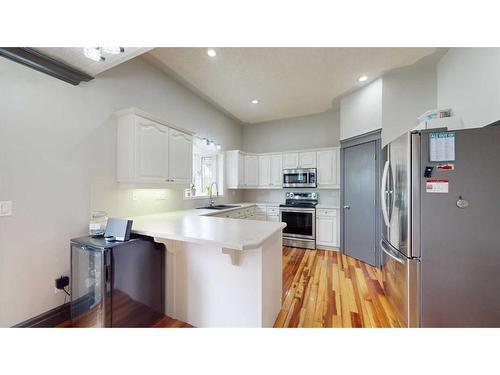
top-left (0, 201), bottom-right (12, 216)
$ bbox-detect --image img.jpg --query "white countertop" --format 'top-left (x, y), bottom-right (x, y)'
top-left (130, 203), bottom-right (286, 251)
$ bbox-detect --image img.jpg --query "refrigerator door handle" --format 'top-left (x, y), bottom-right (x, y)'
top-left (380, 240), bottom-right (405, 265)
top-left (381, 160), bottom-right (391, 228)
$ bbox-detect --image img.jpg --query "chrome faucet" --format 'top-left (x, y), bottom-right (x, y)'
top-left (209, 182), bottom-right (218, 207)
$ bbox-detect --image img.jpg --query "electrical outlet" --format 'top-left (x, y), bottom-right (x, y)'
top-left (132, 191), bottom-right (139, 201)
top-left (0, 201), bottom-right (12, 216)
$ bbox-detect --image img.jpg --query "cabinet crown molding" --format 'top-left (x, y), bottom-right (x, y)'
top-left (114, 107), bottom-right (195, 136)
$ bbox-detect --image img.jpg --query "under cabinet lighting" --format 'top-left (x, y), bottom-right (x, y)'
top-left (358, 75), bottom-right (368, 82)
top-left (207, 49), bottom-right (217, 57)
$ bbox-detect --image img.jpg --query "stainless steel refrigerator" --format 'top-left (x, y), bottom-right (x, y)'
top-left (380, 124), bottom-right (500, 327)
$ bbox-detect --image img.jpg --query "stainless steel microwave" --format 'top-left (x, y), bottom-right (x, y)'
top-left (282, 168), bottom-right (317, 188)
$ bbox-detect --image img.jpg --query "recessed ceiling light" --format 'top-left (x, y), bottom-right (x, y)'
top-left (358, 75), bottom-right (368, 82)
top-left (207, 49), bottom-right (216, 57)
top-left (251, 99), bottom-right (259, 104)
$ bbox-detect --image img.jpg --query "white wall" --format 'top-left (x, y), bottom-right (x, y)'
top-left (0, 56), bottom-right (243, 327)
top-left (242, 108), bottom-right (340, 153)
top-left (382, 58), bottom-right (437, 145)
top-left (340, 78), bottom-right (382, 140)
top-left (438, 48), bottom-right (500, 128)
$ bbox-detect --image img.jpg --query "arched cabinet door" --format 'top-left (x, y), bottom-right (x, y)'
top-left (134, 119), bottom-right (169, 182)
top-left (168, 129), bottom-right (193, 184)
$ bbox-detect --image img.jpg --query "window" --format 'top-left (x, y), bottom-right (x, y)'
top-left (185, 137), bottom-right (224, 199)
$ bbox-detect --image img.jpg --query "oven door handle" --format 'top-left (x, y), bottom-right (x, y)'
top-left (279, 208), bottom-right (316, 213)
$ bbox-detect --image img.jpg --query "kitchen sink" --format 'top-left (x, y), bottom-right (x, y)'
top-left (197, 204), bottom-right (241, 210)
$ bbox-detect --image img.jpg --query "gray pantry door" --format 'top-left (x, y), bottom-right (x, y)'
top-left (343, 140), bottom-right (377, 266)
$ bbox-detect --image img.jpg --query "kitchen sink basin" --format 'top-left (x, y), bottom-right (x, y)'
top-left (197, 204), bottom-right (241, 210)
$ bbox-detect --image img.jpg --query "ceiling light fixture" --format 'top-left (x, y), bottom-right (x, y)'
top-left (358, 75), bottom-right (368, 82)
top-left (251, 99), bottom-right (259, 104)
top-left (101, 47), bottom-right (125, 54)
top-left (83, 47), bottom-right (125, 62)
top-left (83, 47), bottom-right (105, 62)
top-left (207, 49), bottom-right (217, 57)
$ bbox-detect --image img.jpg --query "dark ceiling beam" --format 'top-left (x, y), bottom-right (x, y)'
top-left (0, 47), bottom-right (94, 86)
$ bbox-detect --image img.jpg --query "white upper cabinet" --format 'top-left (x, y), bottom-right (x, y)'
top-left (316, 148), bottom-right (340, 187)
top-left (115, 108), bottom-right (194, 187)
top-left (134, 118), bottom-right (169, 182)
top-left (258, 155), bottom-right (271, 186)
top-left (284, 151), bottom-right (316, 169)
top-left (226, 147), bottom-right (338, 190)
top-left (299, 151), bottom-right (316, 168)
top-left (226, 150), bottom-right (245, 188)
top-left (244, 155), bottom-right (259, 186)
top-left (282, 153), bottom-right (299, 169)
top-left (270, 154), bottom-right (283, 187)
top-left (168, 129), bottom-right (193, 184)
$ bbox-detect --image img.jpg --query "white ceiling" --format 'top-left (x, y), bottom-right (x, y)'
top-left (34, 47), bottom-right (153, 76)
top-left (148, 48), bottom-right (436, 124)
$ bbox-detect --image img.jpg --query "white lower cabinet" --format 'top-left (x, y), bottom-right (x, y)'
top-left (316, 208), bottom-right (339, 248)
top-left (267, 214), bottom-right (280, 222)
top-left (214, 205), bottom-right (280, 222)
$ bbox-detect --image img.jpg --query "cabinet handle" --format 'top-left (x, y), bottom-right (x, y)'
top-left (343, 205), bottom-right (350, 209)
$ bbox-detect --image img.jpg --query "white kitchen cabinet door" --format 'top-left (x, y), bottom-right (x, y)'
top-left (244, 155), bottom-right (259, 186)
top-left (225, 150), bottom-right (244, 188)
top-left (282, 153), bottom-right (299, 169)
top-left (316, 210), bottom-right (339, 247)
top-left (299, 151), bottom-right (317, 168)
top-left (316, 148), bottom-right (339, 187)
top-left (270, 154), bottom-right (283, 187)
top-left (168, 128), bottom-right (193, 184)
top-left (134, 118), bottom-right (169, 182)
top-left (258, 155), bottom-right (271, 186)
top-left (267, 214), bottom-right (280, 222)
top-left (316, 215), bottom-right (338, 247)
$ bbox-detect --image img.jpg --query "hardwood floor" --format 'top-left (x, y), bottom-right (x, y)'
top-left (274, 247), bottom-right (402, 328)
top-left (60, 247), bottom-right (400, 328)
top-left (58, 290), bottom-right (191, 328)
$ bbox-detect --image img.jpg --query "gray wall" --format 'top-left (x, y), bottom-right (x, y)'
top-left (0, 56), bottom-right (244, 327)
top-left (242, 108), bottom-right (340, 153)
top-left (382, 56), bottom-right (437, 146)
top-left (438, 48), bottom-right (500, 128)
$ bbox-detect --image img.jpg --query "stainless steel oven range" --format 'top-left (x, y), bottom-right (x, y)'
top-left (279, 192), bottom-right (318, 249)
